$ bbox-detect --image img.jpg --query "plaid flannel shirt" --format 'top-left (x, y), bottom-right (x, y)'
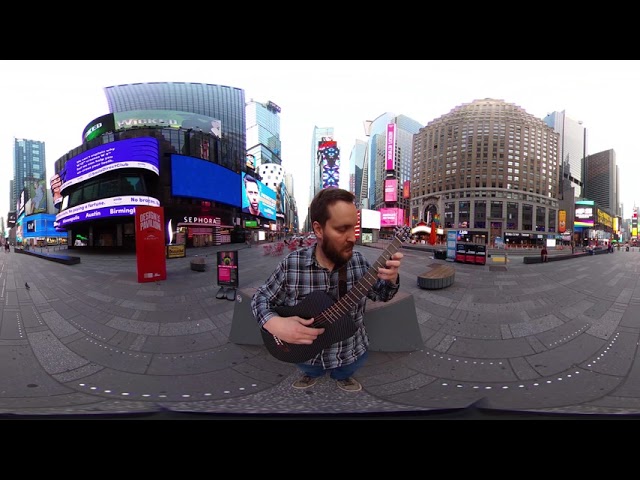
top-left (251, 245), bottom-right (399, 368)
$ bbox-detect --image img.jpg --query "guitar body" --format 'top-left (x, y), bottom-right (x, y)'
top-left (261, 290), bottom-right (358, 364)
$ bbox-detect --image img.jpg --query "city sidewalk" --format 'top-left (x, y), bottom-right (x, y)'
top-left (1, 241), bottom-right (640, 418)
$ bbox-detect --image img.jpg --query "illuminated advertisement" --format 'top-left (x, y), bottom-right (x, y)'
top-left (596, 208), bottom-right (613, 228)
top-left (384, 179), bottom-right (397, 202)
top-left (54, 195), bottom-right (160, 228)
top-left (380, 207), bottom-right (404, 227)
top-left (241, 172), bottom-right (276, 221)
top-left (574, 200), bottom-right (594, 228)
top-left (83, 111), bottom-right (222, 141)
top-left (318, 140), bottom-right (340, 189)
top-left (385, 123), bottom-right (396, 171)
top-left (558, 210), bottom-right (566, 233)
top-left (633, 209), bottom-right (638, 238)
top-left (50, 173), bottom-right (63, 207)
top-left (19, 214), bottom-right (61, 239)
top-left (17, 189), bottom-right (27, 218)
top-left (217, 251), bottom-right (239, 288)
top-left (82, 113), bottom-right (116, 143)
top-left (26, 177), bottom-right (47, 215)
top-left (171, 154), bottom-right (241, 207)
top-left (60, 137), bottom-right (160, 193)
top-left (403, 180), bottom-right (410, 199)
top-left (135, 206), bottom-right (167, 283)
top-left (360, 209), bottom-right (381, 229)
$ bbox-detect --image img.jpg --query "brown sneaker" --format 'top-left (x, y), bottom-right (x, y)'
top-left (292, 375), bottom-right (319, 389)
top-left (336, 377), bottom-right (362, 392)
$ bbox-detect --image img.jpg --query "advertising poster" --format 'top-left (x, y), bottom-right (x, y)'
top-left (446, 230), bottom-right (458, 262)
top-left (241, 172), bottom-right (276, 221)
top-left (217, 251), bottom-right (239, 287)
top-left (135, 205), bottom-right (167, 283)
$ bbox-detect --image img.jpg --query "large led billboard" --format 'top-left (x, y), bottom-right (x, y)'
top-left (171, 154), bottom-right (241, 207)
top-left (241, 172), bottom-right (276, 221)
top-left (82, 110), bottom-right (222, 141)
top-left (558, 210), bottom-right (566, 233)
top-left (384, 179), bottom-right (397, 202)
top-left (16, 189), bottom-right (27, 218)
top-left (380, 207), bottom-right (404, 227)
top-left (386, 123), bottom-right (396, 171)
top-left (50, 173), bottom-right (63, 207)
top-left (25, 177), bottom-right (47, 215)
top-left (596, 208), bottom-right (613, 228)
top-left (82, 113), bottom-right (117, 143)
top-left (574, 200), bottom-right (594, 228)
top-left (318, 140), bottom-right (340, 189)
top-left (54, 195), bottom-right (161, 228)
top-left (403, 180), bottom-right (410, 199)
top-left (360, 208), bottom-right (381, 229)
top-left (59, 137), bottom-right (160, 193)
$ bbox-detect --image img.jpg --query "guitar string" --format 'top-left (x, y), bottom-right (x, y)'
top-left (312, 229), bottom-right (409, 327)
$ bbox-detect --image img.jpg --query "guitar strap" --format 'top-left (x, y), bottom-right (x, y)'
top-left (338, 264), bottom-right (348, 299)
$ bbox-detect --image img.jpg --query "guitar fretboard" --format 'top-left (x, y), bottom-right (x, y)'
top-left (314, 236), bottom-right (404, 326)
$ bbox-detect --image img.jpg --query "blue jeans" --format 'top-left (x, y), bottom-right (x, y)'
top-left (296, 351), bottom-right (369, 381)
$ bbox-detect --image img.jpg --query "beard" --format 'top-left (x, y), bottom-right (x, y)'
top-left (320, 237), bottom-right (354, 270)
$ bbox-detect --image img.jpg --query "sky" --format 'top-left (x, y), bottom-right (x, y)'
top-left (2, 59), bottom-right (640, 228)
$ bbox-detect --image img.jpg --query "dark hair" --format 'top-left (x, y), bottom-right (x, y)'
top-left (309, 187), bottom-right (355, 227)
top-left (244, 174), bottom-right (259, 187)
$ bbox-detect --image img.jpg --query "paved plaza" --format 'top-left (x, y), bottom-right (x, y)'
top-left (1, 241), bottom-right (640, 418)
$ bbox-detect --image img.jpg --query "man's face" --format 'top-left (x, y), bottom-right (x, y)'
top-left (246, 181), bottom-right (260, 213)
top-left (314, 201), bottom-right (357, 269)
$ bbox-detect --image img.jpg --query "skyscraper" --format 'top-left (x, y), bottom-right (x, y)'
top-left (412, 98), bottom-right (560, 246)
top-left (246, 99), bottom-right (290, 235)
top-left (543, 111), bottom-right (586, 199)
top-left (584, 149), bottom-right (619, 216)
top-left (368, 113), bottom-right (422, 212)
top-left (246, 99), bottom-right (282, 168)
top-left (11, 138), bottom-right (46, 213)
top-left (348, 139), bottom-right (367, 208)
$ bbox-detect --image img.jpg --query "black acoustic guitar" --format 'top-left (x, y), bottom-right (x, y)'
top-left (261, 226), bottom-right (411, 363)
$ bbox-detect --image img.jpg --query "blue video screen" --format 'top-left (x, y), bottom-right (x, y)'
top-left (171, 154), bottom-right (241, 207)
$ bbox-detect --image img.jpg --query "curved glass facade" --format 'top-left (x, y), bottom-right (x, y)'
top-left (104, 82), bottom-right (246, 173)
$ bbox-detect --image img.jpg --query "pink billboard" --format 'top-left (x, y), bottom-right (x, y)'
top-left (380, 207), bottom-right (404, 227)
top-left (384, 179), bottom-right (397, 202)
top-left (403, 180), bottom-right (410, 199)
top-left (386, 123), bottom-right (396, 171)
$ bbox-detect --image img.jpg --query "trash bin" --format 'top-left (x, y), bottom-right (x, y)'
top-left (434, 249), bottom-right (447, 260)
top-left (475, 245), bottom-right (487, 265)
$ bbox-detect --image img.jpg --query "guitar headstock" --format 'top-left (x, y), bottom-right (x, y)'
top-left (393, 225), bottom-right (412, 243)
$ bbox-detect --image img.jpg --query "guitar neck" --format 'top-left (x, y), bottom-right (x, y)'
top-left (316, 237), bottom-right (404, 324)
